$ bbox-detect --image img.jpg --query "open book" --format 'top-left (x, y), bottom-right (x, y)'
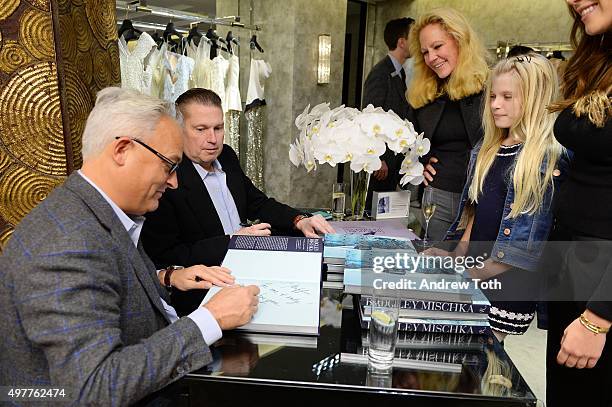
top-left (201, 235), bottom-right (323, 335)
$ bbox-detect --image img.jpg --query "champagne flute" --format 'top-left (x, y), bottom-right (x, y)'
top-left (422, 187), bottom-right (436, 246)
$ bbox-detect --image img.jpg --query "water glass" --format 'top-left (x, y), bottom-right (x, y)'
top-left (367, 294), bottom-right (400, 372)
top-left (331, 183), bottom-right (346, 220)
top-left (365, 369), bottom-right (392, 388)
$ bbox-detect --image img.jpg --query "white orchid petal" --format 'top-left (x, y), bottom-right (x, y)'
top-left (289, 143), bottom-right (303, 167)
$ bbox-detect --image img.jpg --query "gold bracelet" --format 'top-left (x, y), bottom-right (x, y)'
top-left (488, 374), bottom-right (513, 389)
top-left (579, 313), bottom-right (610, 335)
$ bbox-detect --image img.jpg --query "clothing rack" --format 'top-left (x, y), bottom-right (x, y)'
top-left (116, 20), bottom-right (188, 34)
top-left (115, 1), bottom-right (261, 31)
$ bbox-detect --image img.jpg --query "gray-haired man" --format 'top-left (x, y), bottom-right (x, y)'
top-left (0, 87), bottom-right (259, 405)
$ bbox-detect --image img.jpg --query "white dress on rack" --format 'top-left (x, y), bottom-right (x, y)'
top-left (246, 58), bottom-right (272, 109)
top-left (118, 32), bottom-right (157, 95)
top-left (145, 43), bottom-right (165, 98)
top-left (161, 49), bottom-right (195, 103)
top-left (224, 52), bottom-right (242, 156)
top-left (187, 39), bottom-right (214, 90)
top-left (210, 55), bottom-right (229, 112)
top-left (245, 58), bottom-right (271, 191)
top-left (225, 54), bottom-right (242, 112)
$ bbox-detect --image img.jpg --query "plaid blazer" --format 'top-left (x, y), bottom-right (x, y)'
top-left (0, 173), bottom-right (212, 405)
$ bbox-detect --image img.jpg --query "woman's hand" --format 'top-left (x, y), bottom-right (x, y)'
top-left (557, 310), bottom-right (610, 369)
top-left (373, 160), bottom-right (389, 181)
top-left (423, 156), bottom-right (439, 186)
top-left (421, 247), bottom-right (451, 257)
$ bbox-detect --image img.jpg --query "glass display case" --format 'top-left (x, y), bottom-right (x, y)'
top-left (163, 288), bottom-right (538, 407)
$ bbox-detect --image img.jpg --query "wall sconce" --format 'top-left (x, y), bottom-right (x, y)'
top-left (317, 34), bottom-right (331, 84)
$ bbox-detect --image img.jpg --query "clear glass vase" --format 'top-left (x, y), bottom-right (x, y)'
top-left (350, 170), bottom-right (371, 220)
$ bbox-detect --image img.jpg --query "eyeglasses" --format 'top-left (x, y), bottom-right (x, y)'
top-left (115, 137), bottom-right (179, 174)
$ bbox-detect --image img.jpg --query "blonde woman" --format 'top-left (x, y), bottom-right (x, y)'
top-left (428, 54), bottom-right (567, 343)
top-left (407, 7), bottom-right (488, 241)
top-left (543, 0), bottom-right (611, 405)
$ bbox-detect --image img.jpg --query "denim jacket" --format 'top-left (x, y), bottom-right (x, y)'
top-left (445, 140), bottom-right (569, 272)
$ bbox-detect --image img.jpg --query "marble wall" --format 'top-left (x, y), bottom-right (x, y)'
top-left (216, 0), bottom-right (347, 208)
top-left (370, 0), bottom-right (573, 71)
top-left (363, 2), bottom-right (379, 86)
top-left (287, 0), bottom-right (347, 208)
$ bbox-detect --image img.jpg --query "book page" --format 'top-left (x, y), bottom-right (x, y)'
top-left (201, 236), bottom-right (323, 335)
top-left (222, 249), bottom-right (322, 283)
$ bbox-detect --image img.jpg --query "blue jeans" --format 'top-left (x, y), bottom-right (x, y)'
top-left (421, 186), bottom-right (461, 242)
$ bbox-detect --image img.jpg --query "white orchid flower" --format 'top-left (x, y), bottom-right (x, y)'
top-left (334, 107), bottom-right (360, 121)
top-left (351, 136), bottom-right (387, 157)
top-left (404, 119), bottom-right (417, 134)
top-left (306, 122), bottom-right (323, 140)
top-left (302, 138), bottom-right (317, 172)
top-left (399, 162), bottom-right (425, 186)
top-left (322, 119), bottom-right (356, 144)
top-left (411, 132), bottom-right (430, 156)
top-left (309, 102), bottom-right (331, 118)
top-left (399, 150), bottom-right (419, 170)
top-left (292, 102), bottom-right (424, 180)
top-left (386, 124), bottom-right (418, 153)
top-left (289, 141), bottom-right (304, 167)
top-left (383, 108), bottom-right (403, 122)
top-left (330, 104), bottom-right (346, 116)
top-left (350, 154), bottom-right (382, 173)
top-left (313, 140), bottom-right (345, 167)
top-left (355, 112), bottom-right (405, 141)
top-left (295, 104), bottom-right (311, 130)
top-left (362, 104), bottom-right (386, 114)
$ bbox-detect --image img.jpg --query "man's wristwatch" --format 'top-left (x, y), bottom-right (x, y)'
top-left (292, 214), bottom-right (311, 229)
top-left (162, 265), bottom-right (184, 288)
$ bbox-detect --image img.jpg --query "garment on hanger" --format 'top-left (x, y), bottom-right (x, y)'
top-left (245, 58), bottom-right (271, 111)
top-left (245, 106), bottom-right (265, 191)
top-left (187, 39), bottom-right (213, 90)
top-left (245, 59), bottom-right (271, 192)
top-left (224, 52), bottom-right (242, 155)
top-left (210, 54), bottom-right (229, 112)
top-left (225, 54), bottom-right (241, 112)
top-left (161, 48), bottom-right (195, 103)
top-left (145, 43), bottom-right (165, 98)
top-left (225, 111), bottom-right (241, 157)
top-left (119, 31), bottom-right (157, 94)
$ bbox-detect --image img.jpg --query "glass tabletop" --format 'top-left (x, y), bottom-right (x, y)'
top-left (184, 289), bottom-right (538, 405)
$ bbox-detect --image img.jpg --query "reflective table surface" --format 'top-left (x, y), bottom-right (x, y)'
top-left (171, 289), bottom-right (538, 407)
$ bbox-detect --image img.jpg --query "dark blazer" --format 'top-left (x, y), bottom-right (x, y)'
top-left (407, 91), bottom-right (485, 153)
top-left (362, 55), bottom-right (411, 206)
top-left (0, 173), bottom-right (211, 405)
top-left (362, 55), bottom-right (410, 119)
top-left (142, 145), bottom-right (302, 314)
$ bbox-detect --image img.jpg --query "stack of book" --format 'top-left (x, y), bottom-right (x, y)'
top-left (356, 330), bottom-right (489, 372)
top-left (362, 329), bottom-right (488, 352)
top-left (340, 329), bottom-right (489, 373)
top-left (357, 294), bottom-right (491, 335)
top-left (322, 235), bottom-right (345, 283)
top-left (340, 241), bottom-right (492, 336)
top-left (323, 234), bottom-right (415, 283)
